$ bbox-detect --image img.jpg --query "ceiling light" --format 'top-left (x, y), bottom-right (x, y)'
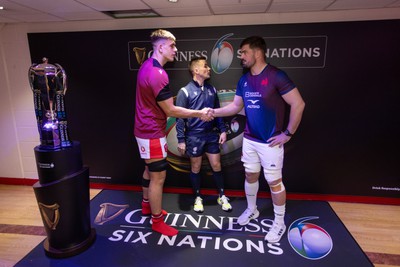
top-left (168, 0), bottom-right (178, 3)
top-left (103, 10), bottom-right (159, 19)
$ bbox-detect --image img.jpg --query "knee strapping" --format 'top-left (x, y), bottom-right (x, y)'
top-left (269, 181), bottom-right (285, 194)
top-left (264, 168), bottom-right (282, 183)
top-left (243, 162), bottom-right (261, 173)
top-left (147, 159), bottom-right (168, 172)
top-left (142, 177), bottom-right (150, 188)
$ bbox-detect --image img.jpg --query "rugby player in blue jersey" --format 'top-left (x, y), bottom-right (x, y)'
top-left (213, 36), bottom-right (305, 243)
top-left (176, 56), bottom-right (232, 213)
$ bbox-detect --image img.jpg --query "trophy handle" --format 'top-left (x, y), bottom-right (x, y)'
top-left (55, 63), bottom-right (67, 95)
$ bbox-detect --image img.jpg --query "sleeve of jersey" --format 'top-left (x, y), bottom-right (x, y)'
top-left (156, 85), bottom-right (173, 101)
top-left (152, 72), bottom-right (173, 102)
top-left (235, 77), bottom-right (245, 97)
top-left (175, 89), bottom-right (188, 143)
top-left (214, 90), bottom-right (227, 133)
top-left (276, 70), bottom-right (296, 95)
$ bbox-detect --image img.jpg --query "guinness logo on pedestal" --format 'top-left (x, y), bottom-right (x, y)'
top-left (39, 202), bottom-right (60, 230)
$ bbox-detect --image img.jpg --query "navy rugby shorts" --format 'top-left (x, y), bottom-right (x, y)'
top-left (185, 134), bottom-right (220, 157)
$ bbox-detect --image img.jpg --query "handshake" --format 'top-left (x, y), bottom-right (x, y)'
top-left (200, 107), bottom-right (215, 122)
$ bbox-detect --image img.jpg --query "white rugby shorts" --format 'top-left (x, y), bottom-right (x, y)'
top-left (135, 136), bottom-right (168, 159)
top-left (241, 137), bottom-right (284, 171)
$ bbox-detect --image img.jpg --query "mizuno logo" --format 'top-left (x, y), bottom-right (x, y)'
top-left (247, 100), bottom-right (259, 104)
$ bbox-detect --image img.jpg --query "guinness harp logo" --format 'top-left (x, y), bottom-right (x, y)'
top-left (38, 202), bottom-right (60, 230)
top-left (94, 203), bottom-right (129, 225)
top-left (133, 47), bottom-right (146, 65)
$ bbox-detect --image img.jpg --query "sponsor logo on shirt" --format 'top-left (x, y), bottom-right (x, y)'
top-left (245, 92), bottom-right (262, 98)
top-left (247, 99), bottom-right (260, 109)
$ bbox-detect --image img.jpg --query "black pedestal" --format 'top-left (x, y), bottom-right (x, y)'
top-left (33, 141), bottom-right (96, 258)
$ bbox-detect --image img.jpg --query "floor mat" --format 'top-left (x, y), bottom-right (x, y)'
top-left (16, 189), bottom-right (373, 266)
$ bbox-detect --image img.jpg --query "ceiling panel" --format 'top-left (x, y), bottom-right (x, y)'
top-left (9, 0), bottom-right (94, 12)
top-left (327, 0), bottom-right (397, 10)
top-left (388, 0), bottom-right (400, 7)
top-left (212, 4), bottom-right (270, 14)
top-left (51, 11), bottom-right (111, 21)
top-left (146, 0), bottom-right (211, 17)
top-left (143, 0), bottom-right (209, 9)
top-left (208, 0), bottom-right (270, 4)
top-left (76, 0), bottom-right (150, 12)
top-left (0, 0), bottom-right (45, 14)
top-left (154, 6), bottom-right (212, 17)
top-left (269, 0), bottom-right (334, 13)
top-left (0, 0), bottom-right (399, 23)
top-left (2, 13), bottom-right (64, 23)
top-left (208, 0), bottom-right (271, 14)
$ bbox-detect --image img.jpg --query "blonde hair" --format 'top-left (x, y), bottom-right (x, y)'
top-left (150, 29), bottom-right (176, 45)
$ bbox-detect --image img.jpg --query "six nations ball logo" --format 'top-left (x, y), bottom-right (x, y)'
top-left (211, 33), bottom-right (234, 74)
top-left (288, 216), bottom-right (333, 260)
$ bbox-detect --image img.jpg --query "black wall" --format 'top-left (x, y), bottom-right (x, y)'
top-left (28, 19), bottom-right (400, 198)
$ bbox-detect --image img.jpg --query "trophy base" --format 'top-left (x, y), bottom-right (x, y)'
top-left (34, 141), bottom-right (82, 184)
top-left (43, 228), bottom-right (96, 258)
top-left (33, 141), bottom-right (96, 258)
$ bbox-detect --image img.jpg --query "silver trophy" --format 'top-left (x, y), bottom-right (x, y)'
top-left (28, 57), bottom-right (72, 149)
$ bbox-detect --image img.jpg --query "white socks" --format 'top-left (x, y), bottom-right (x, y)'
top-left (245, 180), bottom-right (286, 225)
top-left (273, 203), bottom-right (286, 225)
top-left (245, 180), bottom-right (259, 211)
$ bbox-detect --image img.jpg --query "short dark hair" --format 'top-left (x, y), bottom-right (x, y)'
top-left (240, 36), bottom-right (266, 55)
top-left (188, 56), bottom-right (207, 74)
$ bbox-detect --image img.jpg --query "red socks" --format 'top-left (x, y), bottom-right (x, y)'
top-left (142, 199), bottom-right (175, 235)
top-left (141, 200), bottom-right (151, 215)
top-left (141, 199), bottom-right (167, 216)
top-left (152, 214), bottom-right (178, 236)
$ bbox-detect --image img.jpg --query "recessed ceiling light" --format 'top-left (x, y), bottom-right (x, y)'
top-left (168, 0), bottom-right (178, 3)
top-left (103, 9), bottom-right (159, 19)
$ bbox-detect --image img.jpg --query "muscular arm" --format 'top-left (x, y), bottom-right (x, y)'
top-left (158, 97), bottom-right (208, 119)
top-left (281, 87), bottom-right (305, 134)
top-left (214, 92), bottom-right (227, 133)
top-left (175, 89), bottom-right (187, 143)
top-left (267, 87), bottom-right (305, 147)
top-left (213, 95), bottom-right (244, 117)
